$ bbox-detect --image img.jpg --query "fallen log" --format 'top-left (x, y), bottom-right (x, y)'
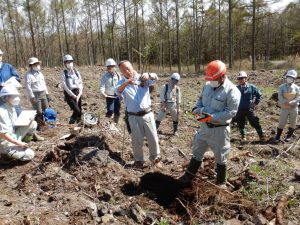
top-left (275, 186), bottom-right (295, 225)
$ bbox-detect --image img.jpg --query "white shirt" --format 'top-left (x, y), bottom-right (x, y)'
top-left (25, 69), bottom-right (48, 98)
top-left (0, 103), bottom-right (17, 139)
top-left (61, 69), bottom-right (83, 97)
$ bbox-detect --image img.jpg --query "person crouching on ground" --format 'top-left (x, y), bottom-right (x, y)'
top-left (116, 60), bottom-right (161, 169)
top-left (0, 86), bottom-right (36, 161)
top-left (99, 58), bottom-right (122, 124)
top-left (61, 54), bottom-right (83, 124)
top-left (179, 60), bottom-right (241, 189)
top-left (274, 70), bottom-right (300, 142)
top-left (236, 71), bottom-right (265, 141)
top-left (155, 73), bottom-right (181, 136)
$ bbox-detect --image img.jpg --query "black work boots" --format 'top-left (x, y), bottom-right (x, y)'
top-left (179, 158), bottom-right (202, 187)
top-left (285, 127), bottom-right (295, 142)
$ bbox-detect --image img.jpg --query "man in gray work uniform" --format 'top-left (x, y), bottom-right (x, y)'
top-left (180, 60), bottom-right (241, 188)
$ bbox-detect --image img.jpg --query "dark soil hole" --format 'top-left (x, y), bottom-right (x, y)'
top-left (139, 172), bottom-right (182, 207)
top-left (121, 181), bottom-right (142, 196)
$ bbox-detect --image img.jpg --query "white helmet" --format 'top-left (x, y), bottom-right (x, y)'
top-left (237, 71), bottom-right (247, 79)
top-left (105, 58), bottom-right (117, 67)
top-left (0, 86), bottom-right (20, 98)
top-left (170, 73), bottom-right (180, 80)
top-left (0, 49), bottom-right (3, 55)
top-left (84, 112), bottom-right (98, 126)
top-left (285, 70), bottom-right (297, 79)
top-left (28, 57), bottom-right (41, 66)
top-left (63, 54), bottom-right (74, 62)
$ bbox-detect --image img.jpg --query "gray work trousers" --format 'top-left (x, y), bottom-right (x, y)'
top-left (192, 123), bottom-right (231, 165)
top-left (128, 112), bottom-right (160, 162)
top-left (30, 91), bottom-right (49, 114)
top-left (0, 121), bottom-right (37, 161)
top-left (156, 102), bottom-right (178, 122)
top-left (278, 107), bottom-right (298, 129)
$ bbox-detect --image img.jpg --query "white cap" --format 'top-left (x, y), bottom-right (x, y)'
top-left (285, 70), bottom-right (297, 79)
top-left (170, 73), bottom-right (180, 80)
top-left (0, 49), bottom-right (3, 55)
top-left (28, 57), bottom-right (41, 66)
top-left (0, 86), bottom-right (20, 97)
top-left (237, 71), bottom-right (247, 78)
top-left (105, 58), bottom-right (117, 67)
top-left (63, 54), bottom-right (74, 62)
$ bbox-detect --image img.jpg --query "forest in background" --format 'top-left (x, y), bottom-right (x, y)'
top-left (0, 0), bottom-right (299, 73)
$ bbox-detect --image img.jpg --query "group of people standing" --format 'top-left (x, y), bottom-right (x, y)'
top-left (0, 51), bottom-right (299, 189)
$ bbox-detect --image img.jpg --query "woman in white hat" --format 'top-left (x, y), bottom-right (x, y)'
top-left (155, 73), bottom-right (181, 136)
top-left (61, 54), bottom-right (83, 124)
top-left (274, 70), bottom-right (300, 142)
top-left (0, 86), bottom-right (36, 161)
top-left (24, 57), bottom-right (49, 135)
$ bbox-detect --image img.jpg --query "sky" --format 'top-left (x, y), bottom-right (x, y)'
top-left (270, 0), bottom-right (298, 12)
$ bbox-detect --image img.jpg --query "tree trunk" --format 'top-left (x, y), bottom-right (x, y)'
top-left (251, 0), bottom-right (256, 70)
top-left (25, 0), bottom-right (37, 57)
top-left (1, 8), bottom-right (10, 62)
top-left (54, 0), bottom-right (63, 65)
top-left (6, 0), bottom-right (19, 66)
top-left (123, 0), bottom-right (130, 60)
top-left (87, 1), bottom-right (96, 64)
top-left (228, 0), bottom-right (233, 68)
top-left (175, 0), bottom-right (181, 74)
top-left (97, 0), bottom-right (105, 63)
top-left (60, 0), bottom-right (70, 53)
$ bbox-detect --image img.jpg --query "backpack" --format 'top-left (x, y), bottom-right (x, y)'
top-left (164, 83), bottom-right (179, 101)
top-left (64, 69), bottom-right (79, 88)
top-left (44, 107), bottom-right (57, 128)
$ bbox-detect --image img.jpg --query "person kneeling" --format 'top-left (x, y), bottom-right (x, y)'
top-left (0, 86), bottom-right (37, 161)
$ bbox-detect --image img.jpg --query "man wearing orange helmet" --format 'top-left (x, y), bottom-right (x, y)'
top-left (180, 60), bottom-right (241, 188)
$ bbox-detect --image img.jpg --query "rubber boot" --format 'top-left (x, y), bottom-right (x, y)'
top-left (274, 128), bottom-right (283, 142)
top-left (113, 115), bottom-right (120, 125)
top-left (284, 127), bottom-right (295, 142)
top-left (179, 158), bottom-right (202, 187)
top-left (239, 128), bottom-right (246, 140)
top-left (256, 128), bottom-right (265, 141)
top-left (32, 132), bottom-right (44, 141)
top-left (155, 120), bottom-right (161, 129)
top-left (216, 164), bottom-right (227, 187)
top-left (173, 121), bottom-right (179, 136)
top-left (69, 117), bottom-right (76, 124)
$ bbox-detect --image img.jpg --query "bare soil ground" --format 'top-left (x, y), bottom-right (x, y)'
top-left (0, 67), bottom-right (299, 224)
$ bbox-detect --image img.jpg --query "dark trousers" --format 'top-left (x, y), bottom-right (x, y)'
top-left (236, 108), bottom-right (263, 136)
top-left (64, 90), bottom-right (82, 123)
top-left (106, 96), bottom-right (121, 117)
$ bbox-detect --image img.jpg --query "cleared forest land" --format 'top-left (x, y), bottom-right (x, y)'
top-left (0, 66), bottom-right (299, 224)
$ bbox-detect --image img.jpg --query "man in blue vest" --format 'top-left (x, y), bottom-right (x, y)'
top-left (0, 49), bottom-right (20, 88)
top-left (236, 71), bottom-right (264, 141)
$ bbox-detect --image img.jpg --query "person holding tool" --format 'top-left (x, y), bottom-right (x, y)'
top-left (179, 60), bottom-right (241, 188)
top-left (61, 54), bottom-right (83, 124)
top-left (155, 73), bottom-right (181, 136)
top-left (100, 58), bottom-right (122, 124)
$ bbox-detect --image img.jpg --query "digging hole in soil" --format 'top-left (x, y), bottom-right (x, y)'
top-left (140, 172), bottom-right (183, 206)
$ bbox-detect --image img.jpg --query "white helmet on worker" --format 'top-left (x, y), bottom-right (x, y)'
top-left (63, 54), bottom-right (74, 62)
top-left (237, 71), bottom-right (247, 79)
top-left (105, 58), bottom-right (117, 67)
top-left (285, 70), bottom-right (297, 79)
top-left (170, 73), bottom-right (180, 81)
top-left (0, 85), bottom-right (20, 98)
top-left (28, 57), bottom-right (41, 66)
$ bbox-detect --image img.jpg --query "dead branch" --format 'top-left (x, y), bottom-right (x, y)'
top-left (276, 186), bottom-right (295, 225)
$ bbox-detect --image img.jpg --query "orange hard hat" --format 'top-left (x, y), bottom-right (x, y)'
top-left (205, 60), bottom-right (226, 81)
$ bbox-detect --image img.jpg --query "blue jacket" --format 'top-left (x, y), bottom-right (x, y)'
top-left (0, 63), bottom-right (20, 84)
top-left (237, 83), bottom-right (262, 109)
